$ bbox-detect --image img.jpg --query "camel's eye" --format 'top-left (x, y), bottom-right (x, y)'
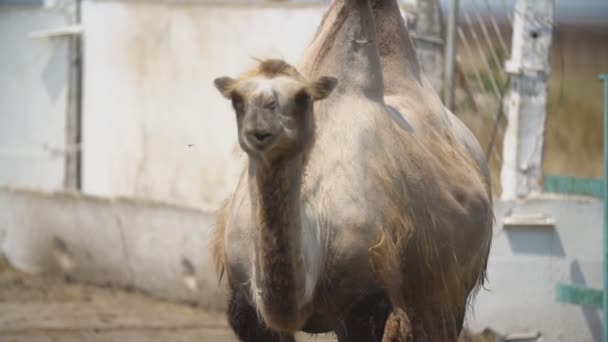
top-left (231, 94), bottom-right (244, 113)
top-left (294, 90), bottom-right (310, 107)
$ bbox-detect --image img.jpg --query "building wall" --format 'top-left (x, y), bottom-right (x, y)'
top-left (0, 7), bottom-right (71, 190)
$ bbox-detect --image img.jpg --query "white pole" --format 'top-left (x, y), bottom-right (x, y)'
top-left (501, 0), bottom-right (554, 200)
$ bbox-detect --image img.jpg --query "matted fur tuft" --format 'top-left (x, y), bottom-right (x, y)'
top-left (244, 58), bottom-right (305, 81)
top-left (211, 198), bottom-right (230, 284)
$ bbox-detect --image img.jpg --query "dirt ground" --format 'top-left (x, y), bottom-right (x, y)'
top-left (0, 256), bottom-right (498, 342)
top-left (0, 257), bottom-right (335, 342)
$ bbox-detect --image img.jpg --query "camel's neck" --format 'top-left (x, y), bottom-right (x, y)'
top-left (371, 0), bottom-right (423, 93)
top-left (299, 0), bottom-right (383, 100)
top-left (248, 157), bottom-right (310, 331)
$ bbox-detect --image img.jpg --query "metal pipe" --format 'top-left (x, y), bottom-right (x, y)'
top-left (601, 73), bottom-right (608, 342)
top-left (443, 0), bottom-right (459, 111)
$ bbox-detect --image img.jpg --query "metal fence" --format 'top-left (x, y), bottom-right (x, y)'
top-left (452, 0), bottom-right (514, 195)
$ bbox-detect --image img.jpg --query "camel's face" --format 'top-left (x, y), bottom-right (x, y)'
top-left (215, 70), bottom-right (336, 161)
top-left (232, 76), bottom-right (310, 159)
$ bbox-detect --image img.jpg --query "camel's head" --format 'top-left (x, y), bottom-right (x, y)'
top-left (214, 59), bottom-right (337, 162)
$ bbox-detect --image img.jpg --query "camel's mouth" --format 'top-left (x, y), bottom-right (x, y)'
top-left (247, 131), bottom-right (275, 147)
top-left (241, 130), bottom-right (279, 154)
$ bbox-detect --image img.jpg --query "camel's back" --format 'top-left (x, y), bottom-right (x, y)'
top-left (307, 80), bottom-right (492, 252)
top-left (383, 75), bottom-right (491, 197)
top-left (306, 70), bottom-right (491, 294)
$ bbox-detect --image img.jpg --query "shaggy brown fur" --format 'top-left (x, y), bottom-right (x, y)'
top-left (368, 124), bottom-right (492, 341)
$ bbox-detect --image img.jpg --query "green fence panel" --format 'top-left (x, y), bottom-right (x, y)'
top-left (544, 175), bottom-right (604, 199)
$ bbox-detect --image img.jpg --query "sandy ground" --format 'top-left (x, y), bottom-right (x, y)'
top-left (0, 257), bottom-right (336, 342)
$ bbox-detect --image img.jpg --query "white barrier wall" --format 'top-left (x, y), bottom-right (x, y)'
top-left (81, 2), bottom-right (327, 209)
top-left (0, 187), bottom-right (226, 309)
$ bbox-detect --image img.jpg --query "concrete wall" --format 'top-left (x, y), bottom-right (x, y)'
top-left (468, 196), bottom-right (603, 341)
top-left (0, 7), bottom-right (71, 190)
top-left (0, 187), bottom-right (226, 309)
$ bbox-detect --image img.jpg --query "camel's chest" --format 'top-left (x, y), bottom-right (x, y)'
top-left (224, 187), bottom-right (384, 308)
top-left (224, 199), bottom-right (325, 287)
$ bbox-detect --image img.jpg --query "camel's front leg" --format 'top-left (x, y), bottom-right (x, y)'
top-left (382, 308), bottom-right (413, 342)
top-left (335, 293), bottom-right (391, 342)
top-left (227, 287), bottom-right (295, 342)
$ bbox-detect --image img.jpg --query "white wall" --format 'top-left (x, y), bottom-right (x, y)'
top-left (81, 2), bottom-right (327, 209)
top-left (0, 7), bottom-right (71, 190)
top-left (468, 196), bottom-right (603, 341)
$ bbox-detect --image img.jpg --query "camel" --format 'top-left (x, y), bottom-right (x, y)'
top-left (210, 0), bottom-right (493, 340)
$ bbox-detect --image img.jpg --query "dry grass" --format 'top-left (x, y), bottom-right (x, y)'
top-left (544, 24), bottom-right (608, 179)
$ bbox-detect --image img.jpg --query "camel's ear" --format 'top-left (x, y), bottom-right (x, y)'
top-left (310, 76), bottom-right (338, 100)
top-left (214, 77), bottom-right (236, 99)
